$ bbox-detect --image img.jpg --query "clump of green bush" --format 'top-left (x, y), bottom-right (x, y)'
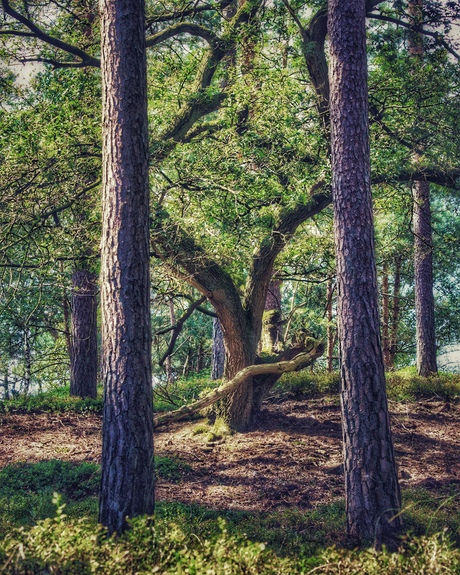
top-left (274, 371), bottom-right (341, 399)
top-left (0, 500), bottom-right (293, 575)
top-left (386, 368), bottom-right (460, 402)
top-left (0, 392), bottom-right (103, 414)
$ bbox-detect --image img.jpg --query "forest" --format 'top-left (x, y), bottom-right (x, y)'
top-left (0, 0), bottom-right (460, 572)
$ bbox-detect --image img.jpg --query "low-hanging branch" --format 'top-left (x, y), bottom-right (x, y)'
top-left (154, 339), bottom-right (324, 428)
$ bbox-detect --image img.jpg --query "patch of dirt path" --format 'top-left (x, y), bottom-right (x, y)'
top-left (0, 397), bottom-right (459, 511)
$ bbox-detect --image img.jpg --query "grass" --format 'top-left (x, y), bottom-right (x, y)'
top-left (1, 459), bottom-right (458, 558)
top-left (1, 499), bottom-right (460, 574)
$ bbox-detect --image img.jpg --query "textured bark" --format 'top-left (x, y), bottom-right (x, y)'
top-left (326, 279), bottom-right (334, 372)
top-left (70, 268), bottom-right (98, 399)
top-left (328, 0), bottom-right (401, 547)
top-left (98, 0), bottom-right (154, 534)
top-left (413, 180), bottom-right (437, 376)
top-left (389, 256), bottom-right (402, 368)
top-left (211, 318), bottom-right (225, 380)
top-left (382, 262), bottom-right (391, 369)
top-left (165, 300), bottom-right (175, 383)
top-left (408, 0), bottom-right (437, 377)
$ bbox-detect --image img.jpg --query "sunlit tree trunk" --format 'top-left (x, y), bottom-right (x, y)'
top-left (328, 0), bottom-right (401, 548)
top-left (98, 0), bottom-right (154, 534)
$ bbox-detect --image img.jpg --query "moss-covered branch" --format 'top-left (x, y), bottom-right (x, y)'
top-left (154, 339), bottom-right (324, 427)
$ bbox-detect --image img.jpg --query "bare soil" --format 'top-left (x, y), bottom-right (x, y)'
top-left (0, 397), bottom-right (459, 511)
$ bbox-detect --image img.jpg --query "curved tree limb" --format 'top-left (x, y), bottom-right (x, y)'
top-left (146, 0), bottom-right (232, 25)
top-left (244, 181), bottom-right (332, 334)
top-left (154, 339), bottom-right (324, 427)
top-left (0, 0), bottom-right (100, 67)
top-left (368, 12), bottom-right (460, 60)
top-left (146, 22), bottom-right (220, 49)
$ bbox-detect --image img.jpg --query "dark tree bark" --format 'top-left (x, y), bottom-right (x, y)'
top-left (211, 317), bottom-right (225, 380)
top-left (326, 278), bottom-right (335, 373)
top-left (70, 268), bottom-right (98, 399)
top-left (328, 0), bottom-right (401, 548)
top-left (409, 0), bottom-right (438, 377)
top-left (382, 262), bottom-right (391, 369)
top-left (98, 0), bottom-right (154, 534)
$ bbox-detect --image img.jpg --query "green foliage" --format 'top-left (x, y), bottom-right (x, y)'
top-left (0, 390), bottom-right (103, 414)
top-left (0, 509), bottom-right (293, 575)
top-left (0, 461), bottom-right (100, 538)
top-left (274, 370), bottom-right (341, 398)
top-left (316, 532), bottom-right (460, 575)
top-left (1, 501), bottom-right (460, 575)
top-left (154, 373), bottom-right (218, 413)
top-left (402, 488), bottom-right (460, 545)
top-left (386, 369), bottom-right (460, 402)
top-left (154, 456), bottom-right (192, 483)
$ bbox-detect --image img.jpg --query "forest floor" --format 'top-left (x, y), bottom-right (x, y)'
top-left (0, 396), bottom-right (459, 519)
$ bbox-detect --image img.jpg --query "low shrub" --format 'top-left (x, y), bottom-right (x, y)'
top-left (386, 369), bottom-right (460, 402)
top-left (1, 502), bottom-right (460, 575)
top-left (0, 392), bottom-right (103, 414)
top-left (274, 371), bottom-right (341, 399)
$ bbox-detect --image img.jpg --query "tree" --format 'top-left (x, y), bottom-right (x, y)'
top-left (409, 0), bottom-right (437, 377)
top-left (69, 266), bottom-right (98, 398)
top-left (98, 0), bottom-right (154, 534)
top-left (328, 0), bottom-right (401, 548)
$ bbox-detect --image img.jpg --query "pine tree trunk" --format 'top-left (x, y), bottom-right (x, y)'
top-left (408, 0), bottom-right (437, 377)
top-left (413, 180), bottom-right (437, 375)
top-left (70, 268), bottom-right (98, 399)
top-left (389, 256), bottom-right (402, 368)
top-left (326, 279), bottom-right (334, 372)
top-left (328, 0), bottom-right (401, 548)
top-left (382, 262), bottom-right (391, 369)
top-left (98, 0), bottom-right (154, 534)
top-left (165, 299), bottom-right (176, 383)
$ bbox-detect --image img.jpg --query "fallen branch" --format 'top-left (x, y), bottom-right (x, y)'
top-left (154, 339), bottom-right (324, 428)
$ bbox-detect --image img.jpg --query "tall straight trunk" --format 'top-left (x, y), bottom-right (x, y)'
top-left (165, 299), bottom-right (176, 383)
top-left (382, 262), bottom-right (391, 369)
top-left (409, 0), bottom-right (437, 377)
top-left (328, 0), bottom-right (401, 547)
top-left (326, 279), bottom-right (334, 372)
top-left (413, 180), bottom-right (437, 375)
top-left (23, 327), bottom-right (31, 395)
top-left (70, 268), bottom-right (98, 398)
top-left (389, 256), bottom-right (402, 368)
top-left (98, 0), bottom-right (154, 534)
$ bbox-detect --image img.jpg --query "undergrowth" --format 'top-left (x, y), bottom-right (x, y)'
top-left (1, 499), bottom-right (459, 575)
